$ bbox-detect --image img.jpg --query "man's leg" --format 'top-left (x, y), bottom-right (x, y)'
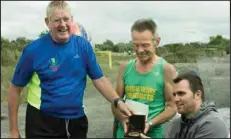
top-left (25, 103), bottom-right (67, 138)
top-left (68, 115), bottom-right (88, 138)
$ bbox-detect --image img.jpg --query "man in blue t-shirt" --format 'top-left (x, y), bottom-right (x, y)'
top-left (8, 1), bottom-right (133, 138)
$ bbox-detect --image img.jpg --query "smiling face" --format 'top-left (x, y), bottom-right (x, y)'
top-left (173, 79), bottom-right (199, 115)
top-left (131, 30), bottom-right (157, 63)
top-left (45, 8), bottom-right (73, 43)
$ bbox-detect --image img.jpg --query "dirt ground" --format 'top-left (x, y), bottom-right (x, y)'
top-left (1, 90), bottom-right (115, 138)
top-left (1, 97), bottom-right (229, 138)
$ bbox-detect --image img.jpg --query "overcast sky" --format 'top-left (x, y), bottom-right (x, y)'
top-left (1, 1), bottom-right (230, 45)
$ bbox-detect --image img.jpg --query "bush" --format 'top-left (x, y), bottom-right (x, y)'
top-left (1, 48), bottom-right (18, 66)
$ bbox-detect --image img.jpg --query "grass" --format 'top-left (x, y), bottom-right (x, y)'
top-left (1, 66), bottom-right (28, 103)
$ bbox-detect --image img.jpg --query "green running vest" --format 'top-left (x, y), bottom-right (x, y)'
top-left (116, 58), bottom-right (166, 138)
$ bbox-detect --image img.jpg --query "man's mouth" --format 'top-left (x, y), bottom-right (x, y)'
top-left (58, 29), bottom-right (68, 33)
top-left (177, 104), bottom-right (184, 107)
top-left (137, 53), bottom-right (147, 57)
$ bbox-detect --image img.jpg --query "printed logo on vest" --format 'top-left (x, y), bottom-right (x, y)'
top-left (74, 54), bottom-right (80, 58)
top-left (154, 72), bottom-right (159, 76)
top-left (49, 58), bottom-right (59, 72)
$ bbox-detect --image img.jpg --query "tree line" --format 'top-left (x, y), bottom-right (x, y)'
top-left (1, 34), bottom-right (230, 66)
top-left (95, 35), bottom-right (229, 63)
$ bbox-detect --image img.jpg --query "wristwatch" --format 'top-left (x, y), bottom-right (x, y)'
top-left (113, 98), bottom-right (124, 108)
top-left (147, 121), bottom-right (153, 128)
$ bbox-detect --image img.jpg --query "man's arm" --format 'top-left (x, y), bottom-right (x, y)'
top-left (194, 117), bottom-right (229, 138)
top-left (111, 62), bottom-right (128, 122)
top-left (8, 46), bottom-right (34, 138)
top-left (84, 41), bottom-right (132, 117)
top-left (8, 85), bottom-right (24, 137)
top-left (92, 76), bottom-right (120, 103)
top-left (92, 76), bottom-right (132, 117)
top-left (110, 62), bottom-right (131, 134)
top-left (169, 64), bottom-right (178, 79)
top-left (148, 63), bottom-right (177, 126)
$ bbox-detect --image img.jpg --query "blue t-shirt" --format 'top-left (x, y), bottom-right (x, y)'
top-left (11, 33), bottom-right (103, 119)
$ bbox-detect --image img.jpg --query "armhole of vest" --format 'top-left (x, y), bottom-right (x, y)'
top-left (161, 58), bottom-right (178, 78)
top-left (123, 59), bottom-right (135, 79)
top-left (161, 58), bottom-right (167, 77)
top-left (121, 59), bottom-right (135, 99)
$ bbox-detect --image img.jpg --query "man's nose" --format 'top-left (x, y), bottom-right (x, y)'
top-left (174, 95), bottom-right (180, 102)
top-left (59, 19), bottom-right (66, 26)
top-left (136, 46), bottom-right (144, 53)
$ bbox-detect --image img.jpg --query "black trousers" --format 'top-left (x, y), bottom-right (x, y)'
top-left (25, 103), bottom-right (88, 138)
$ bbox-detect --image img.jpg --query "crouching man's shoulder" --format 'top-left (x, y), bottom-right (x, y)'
top-left (164, 116), bottom-right (182, 138)
top-left (195, 111), bottom-right (230, 138)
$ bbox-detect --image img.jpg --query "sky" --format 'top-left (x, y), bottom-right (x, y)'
top-left (1, 1), bottom-right (230, 46)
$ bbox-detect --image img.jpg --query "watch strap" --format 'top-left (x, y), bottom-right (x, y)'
top-left (148, 121), bottom-right (153, 127)
top-left (113, 98), bottom-right (124, 108)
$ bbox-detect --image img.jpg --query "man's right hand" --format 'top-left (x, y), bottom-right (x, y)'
top-left (117, 100), bottom-right (134, 117)
top-left (8, 84), bottom-right (23, 139)
top-left (121, 117), bottom-right (129, 134)
top-left (140, 133), bottom-right (151, 138)
top-left (9, 131), bottom-right (21, 138)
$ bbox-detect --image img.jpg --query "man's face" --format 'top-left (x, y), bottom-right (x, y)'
top-left (131, 30), bottom-right (157, 63)
top-left (173, 80), bottom-right (198, 115)
top-left (46, 8), bottom-right (73, 43)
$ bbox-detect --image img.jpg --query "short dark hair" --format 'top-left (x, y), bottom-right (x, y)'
top-left (173, 71), bottom-right (205, 102)
top-left (131, 18), bottom-right (157, 35)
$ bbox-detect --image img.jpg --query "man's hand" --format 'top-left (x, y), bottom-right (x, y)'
top-left (9, 131), bottom-right (21, 138)
top-left (140, 133), bottom-right (151, 138)
top-left (117, 101), bottom-right (133, 117)
top-left (121, 117), bottom-right (129, 134)
top-left (144, 122), bottom-right (150, 134)
top-left (8, 84), bottom-right (23, 139)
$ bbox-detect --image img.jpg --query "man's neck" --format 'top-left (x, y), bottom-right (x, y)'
top-left (185, 102), bottom-right (202, 119)
top-left (50, 33), bottom-right (69, 44)
top-left (136, 55), bottom-right (159, 74)
top-left (139, 54), bottom-right (157, 66)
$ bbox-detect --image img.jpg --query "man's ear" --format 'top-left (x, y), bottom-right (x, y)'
top-left (45, 17), bottom-right (49, 28)
top-left (156, 36), bottom-right (161, 44)
top-left (194, 90), bottom-right (202, 100)
top-left (154, 36), bottom-right (161, 48)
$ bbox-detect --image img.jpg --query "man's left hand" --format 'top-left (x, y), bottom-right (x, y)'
top-left (140, 133), bottom-right (151, 138)
top-left (144, 122), bottom-right (150, 134)
top-left (117, 101), bottom-right (133, 117)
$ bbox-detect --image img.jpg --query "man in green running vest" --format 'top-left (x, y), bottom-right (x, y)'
top-left (111, 18), bottom-right (177, 138)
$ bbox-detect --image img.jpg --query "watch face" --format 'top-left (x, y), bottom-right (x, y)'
top-left (114, 98), bottom-right (123, 108)
top-left (149, 121), bottom-right (152, 126)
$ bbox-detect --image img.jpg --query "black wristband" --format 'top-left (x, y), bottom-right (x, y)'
top-left (113, 98), bottom-right (124, 108)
